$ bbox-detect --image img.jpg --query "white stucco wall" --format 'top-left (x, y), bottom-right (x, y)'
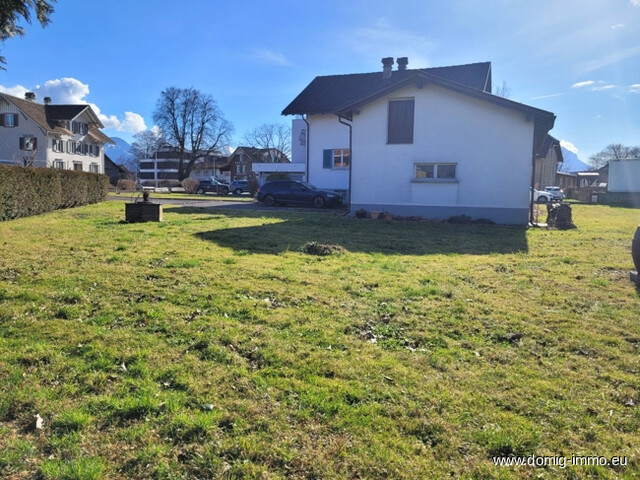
top-left (349, 83), bottom-right (536, 222)
top-left (306, 114), bottom-right (350, 190)
top-left (608, 160), bottom-right (640, 192)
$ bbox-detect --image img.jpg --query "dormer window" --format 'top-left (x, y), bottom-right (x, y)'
top-left (72, 121), bottom-right (88, 135)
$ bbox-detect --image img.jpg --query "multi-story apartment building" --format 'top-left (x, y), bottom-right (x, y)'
top-left (0, 92), bottom-right (113, 173)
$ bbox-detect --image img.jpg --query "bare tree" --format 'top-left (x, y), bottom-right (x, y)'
top-left (493, 81), bottom-right (512, 98)
top-left (131, 129), bottom-right (165, 159)
top-left (242, 123), bottom-right (291, 162)
top-left (1, 0), bottom-right (56, 69)
top-left (589, 143), bottom-right (640, 169)
top-left (153, 87), bottom-right (233, 180)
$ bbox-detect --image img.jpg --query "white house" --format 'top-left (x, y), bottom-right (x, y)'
top-left (282, 58), bottom-right (556, 224)
top-left (0, 92), bottom-right (113, 173)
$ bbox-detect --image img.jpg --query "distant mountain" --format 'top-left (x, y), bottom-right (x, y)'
top-left (558, 147), bottom-right (592, 173)
top-left (105, 137), bottom-right (134, 165)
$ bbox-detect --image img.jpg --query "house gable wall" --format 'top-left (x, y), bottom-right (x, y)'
top-left (350, 83), bottom-right (535, 224)
top-left (0, 98), bottom-right (47, 166)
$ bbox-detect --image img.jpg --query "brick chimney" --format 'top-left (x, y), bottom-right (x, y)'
top-left (44, 97), bottom-right (52, 105)
top-left (24, 92), bottom-right (36, 102)
top-left (382, 57), bottom-right (394, 80)
top-left (397, 57), bottom-right (408, 71)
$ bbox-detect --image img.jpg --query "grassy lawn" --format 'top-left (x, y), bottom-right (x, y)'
top-left (0, 202), bottom-right (639, 479)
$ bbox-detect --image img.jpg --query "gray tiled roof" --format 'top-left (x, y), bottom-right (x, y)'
top-left (282, 62), bottom-right (492, 115)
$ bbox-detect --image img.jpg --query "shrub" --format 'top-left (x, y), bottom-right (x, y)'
top-left (0, 165), bottom-right (108, 221)
top-left (116, 179), bottom-right (137, 191)
top-left (181, 178), bottom-right (200, 194)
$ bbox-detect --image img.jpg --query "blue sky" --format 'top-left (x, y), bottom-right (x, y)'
top-left (0, 0), bottom-right (638, 161)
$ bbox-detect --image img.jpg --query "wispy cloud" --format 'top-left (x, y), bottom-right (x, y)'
top-left (0, 77), bottom-right (147, 134)
top-left (631, 0), bottom-right (640, 6)
top-left (577, 44), bottom-right (640, 74)
top-left (253, 49), bottom-right (292, 67)
top-left (530, 93), bottom-right (565, 100)
top-left (348, 20), bottom-right (434, 68)
top-left (611, 23), bottom-right (625, 29)
top-left (591, 84), bottom-right (617, 91)
top-left (571, 80), bottom-right (618, 92)
top-left (572, 80), bottom-right (594, 88)
top-left (630, 83), bottom-right (640, 93)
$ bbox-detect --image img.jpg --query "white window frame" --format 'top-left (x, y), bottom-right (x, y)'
top-left (413, 162), bottom-right (458, 182)
top-left (73, 161), bottom-right (83, 171)
top-left (89, 163), bottom-right (99, 173)
top-left (54, 159), bottom-right (65, 169)
top-left (52, 138), bottom-right (64, 152)
top-left (4, 113), bottom-right (16, 127)
top-left (332, 149), bottom-right (350, 168)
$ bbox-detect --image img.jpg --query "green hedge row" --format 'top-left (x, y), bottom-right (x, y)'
top-left (0, 165), bottom-right (109, 221)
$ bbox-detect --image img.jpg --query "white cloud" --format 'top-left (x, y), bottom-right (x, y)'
top-left (611, 23), bottom-right (625, 29)
top-left (591, 84), bottom-right (616, 91)
top-left (631, 0), bottom-right (640, 6)
top-left (572, 80), bottom-right (594, 88)
top-left (560, 140), bottom-right (579, 154)
top-left (0, 77), bottom-right (146, 134)
top-left (530, 93), bottom-right (565, 100)
top-left (253, 49), bottom-right (292, 67)
top-left (630, 83), bottom-right (640, 93)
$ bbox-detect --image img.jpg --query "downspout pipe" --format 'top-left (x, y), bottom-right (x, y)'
top-left (529, 126), bottom-right (538, 225)
top-left (337, 114), bottom-right (353, 214)
top-left (302, 117), bottom-right (310, 183)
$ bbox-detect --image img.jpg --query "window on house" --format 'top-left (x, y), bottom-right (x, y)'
top-left (414, 163), bottom-right (457, 181)
top-left (323, 149), bottom-right (351, 169)
top-left (388, 99), bottom-right (414, 144)
top-left (72, 121), bottom-right (88, 135)
top-left (54, 159), bottom-right (65, 169)
top-left (19, 136), bottom-right (37, 151)
top-left (89, 163), bottom-right (99, 173)
top-left (1, 113), bottom-right (19, 127)
top-left (236, 163), bottom-right (245, 174)
top-left (73, 162), bottom-right (83, 171)
top-left (52, 139), bottom-right (64, 152)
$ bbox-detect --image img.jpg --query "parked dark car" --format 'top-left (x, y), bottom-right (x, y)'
top-left (256, 180), bottom-right (342, 208)
top-left (229, 179), bottom-right (249, 195)
top-left (196, 179), bottom-right (229, 195)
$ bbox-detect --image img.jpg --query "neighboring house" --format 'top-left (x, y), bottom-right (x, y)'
top-left (0, 92), bottom-right (113, 172)
top-left (576, 171), bottom-right (600, 188)
top-left (608, 159), bottom-right (640, 193)
top-left (227, 146), bottom-right (289, 182)
top-left (556, 171), bottom-right (577, 190)
top-left (282, 57), bottom-right (556, 224)
top-left (534, 135), bottom-right (563, 189)
top-left (104, 153), bottom-right (134, 185)
top-left (138, 149), bottom-right (229, 186)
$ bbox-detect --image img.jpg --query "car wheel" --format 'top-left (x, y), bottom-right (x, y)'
top-left (221, 187), bottom-right (229, 195)
top-left (537, 196), bottom-right (548, 203)
top-left (196, 188), bottom-right (204, 194)
top-left (235, 188), bottom-right (242, 195)
top-left (264, 194), bottom-right (276, 206)
top-left (312, 196), bottom-right (325, 208)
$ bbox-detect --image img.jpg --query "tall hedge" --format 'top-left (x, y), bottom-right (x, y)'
top-left (0, 165), bottom-right (109, 221)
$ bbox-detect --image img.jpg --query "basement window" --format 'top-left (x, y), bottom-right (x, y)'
top-left (413, 163), bottom-right (457, 182)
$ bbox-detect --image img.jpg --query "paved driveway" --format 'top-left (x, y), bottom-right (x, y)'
top-left (105, 194), bottom-right (346, 213)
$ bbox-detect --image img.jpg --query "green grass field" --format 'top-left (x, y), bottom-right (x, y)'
top-left (0, 202), bottom-right (639, 479)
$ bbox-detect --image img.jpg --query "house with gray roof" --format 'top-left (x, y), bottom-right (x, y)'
top-left (0, 92), bottom-right (114, 173)
top-left (282, 58), bottom-right (556, 224)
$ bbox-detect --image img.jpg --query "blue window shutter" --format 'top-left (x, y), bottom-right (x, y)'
top-left (323, 149), bottom-right (333, 169)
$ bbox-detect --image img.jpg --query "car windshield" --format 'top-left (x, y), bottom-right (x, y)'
top-left (298, 182), bottom-right (318, 190)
